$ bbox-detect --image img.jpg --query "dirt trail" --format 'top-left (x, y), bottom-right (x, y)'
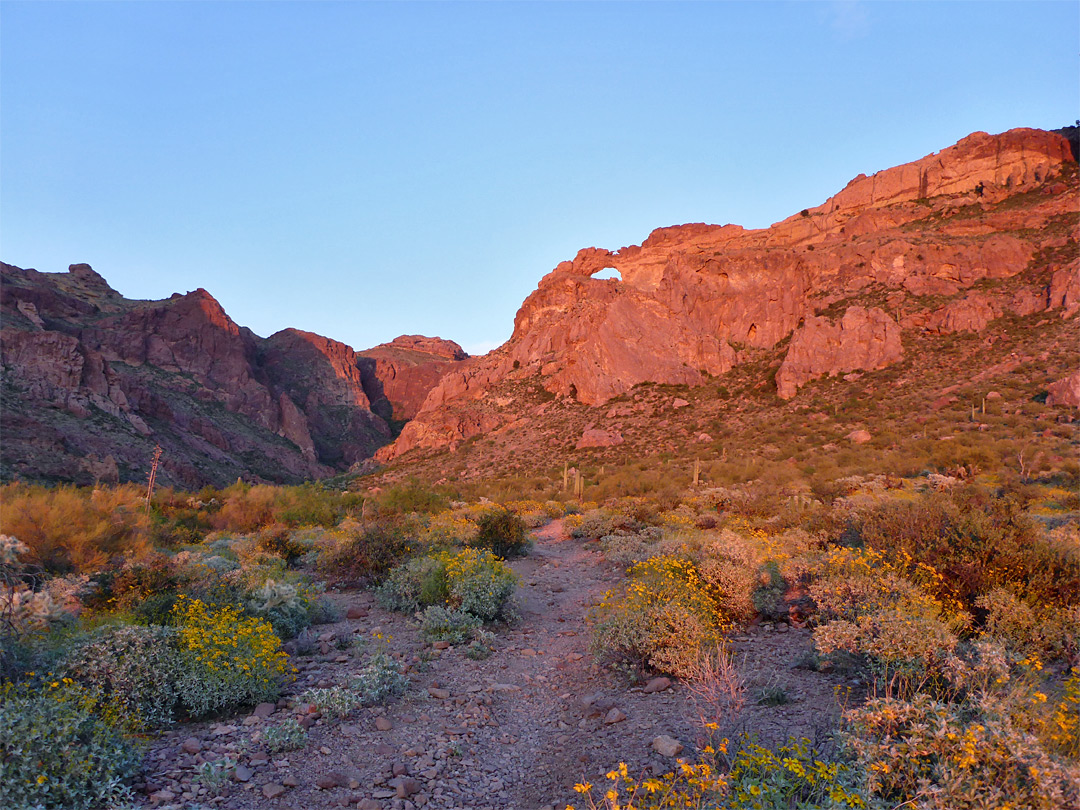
top-left (140, 521), bottom-right (847, 810)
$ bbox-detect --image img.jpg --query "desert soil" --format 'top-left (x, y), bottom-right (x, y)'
top-left (138, 521), bottom-right (855, 810)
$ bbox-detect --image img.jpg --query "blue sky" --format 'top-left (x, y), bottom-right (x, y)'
top-left (3, 1), bottom-right (1077, 355)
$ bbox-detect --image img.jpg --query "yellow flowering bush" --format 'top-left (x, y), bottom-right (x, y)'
top-left (726, 737), bottom-right (867, 809)
top-left (845, 692), bottom-right (1079, 810)
top-left (378, 548), bottom-right (518, 622)
top-left (590, 555), bottom-right (730, 678)
top-left (0, 678), bottom-right (140, 809)
top-left (567, 758), bottom-right (725, 810)
top-left (172, 596), bottom-right (289, 717)
top-left (419, 510), bottom-right (479, 549)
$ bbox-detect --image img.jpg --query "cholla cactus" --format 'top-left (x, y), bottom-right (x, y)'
top-left (2, 586), bottom-right (71, 633)
top-left (0, 534), bottom-right (29, 568)
top-left (249, 578), bottom-right (301, 613)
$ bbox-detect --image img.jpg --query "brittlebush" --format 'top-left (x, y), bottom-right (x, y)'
top-left (172, 596), bottom-right (289, 717)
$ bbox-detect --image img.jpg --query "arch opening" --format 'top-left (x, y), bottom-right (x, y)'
top-left (591, 267), bottom-right (622, 282)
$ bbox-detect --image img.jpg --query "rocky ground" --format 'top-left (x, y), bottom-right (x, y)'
top-left (137, 521), bottom-right (859, 810)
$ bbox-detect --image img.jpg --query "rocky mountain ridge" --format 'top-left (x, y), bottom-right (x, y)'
top-left (378, 127), bottom-right (1078, 462)
top-left (0, 265), bottom-right (466, 487)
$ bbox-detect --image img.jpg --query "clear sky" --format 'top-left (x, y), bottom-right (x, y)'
top-left (3, 2), bottom-right (1077, 356)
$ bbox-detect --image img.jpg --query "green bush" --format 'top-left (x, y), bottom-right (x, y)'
top-left (471, 508), bottom-right (531, 558)
top-left (350, 651), bottom-right (409, 705)
top-left (0, 679), bottom-right (140, 809)
top-left (322, 522), bottom-right (413, 584)
top-left (751, 560), bottom-right (788, 621)
top-left (61, 624), bottom-right (182, 730)
top-left (420, 606), bottom-right (482, 645)
top-left (263, 717), bottom-right (307, 752)
top-left (256, 525), bottom-right (306, 566)
top-left (378, 549), bottom-right (517, 623)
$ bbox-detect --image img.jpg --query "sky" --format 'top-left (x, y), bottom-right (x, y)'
top-left (2, 1), bottom-right (1077, 356)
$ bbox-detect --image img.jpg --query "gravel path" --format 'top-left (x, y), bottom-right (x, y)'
top-left (137, 521), bottom-right (852, 810)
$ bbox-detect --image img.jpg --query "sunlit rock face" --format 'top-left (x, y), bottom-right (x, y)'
top-left (0, 265), bottom-right (461, 486)
top-left (381, 127), bottom-right (1077, 460)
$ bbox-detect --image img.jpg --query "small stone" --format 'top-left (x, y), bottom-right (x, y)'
top-left (643, 677), bottom-right (672, 694)
top-left (282, 775), bottom-right (299, 787)
top-left (253, 702), bottom-right (277, 718)
top-left (180, 737), bottom-right (202, 754)
top-left (358, 800), bottom-right (382, 810)
top-left (234, 764), bottom-right (253, 782)
top-left (672, 398), bottom-right (690, 408)
top-left (347, 606), bottom-right (368, 619)
top-left (262, 783), bottom-right (286, 799)
top-left (427, 687), bottom-right (450, 700)
top-left (376, 716), bottom-right (394, 731)
top-left (652, 735), bottom-right (684, 757)
top-left (149, 790), bottom-right (175, 803)
top-left (391, 777), bottom-right (421, 798)
top-left (318, 771), bottom-right (346, 790)
top-left (432, 641), bottom-right (450, 650)
top-left (603, 708), bottom-right (626, 725)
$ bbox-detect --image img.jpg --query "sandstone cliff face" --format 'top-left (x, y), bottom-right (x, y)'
top-left (775, 307), bottom-right (903, 400)
top-left (0, 266), bottom-right (455, 487)
top-left (382, 127), bottom-right (1077, 460)
top-left (358, 336), bottom-right (468, 422)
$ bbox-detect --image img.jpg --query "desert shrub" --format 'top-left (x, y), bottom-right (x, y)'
top-left (61, 624), bottom-right (182, 730)
top-left (256, 525), bottom-right (306, 566)
top-left (857, 486), bottom-right (1080, 612)
top-left (299, 685), bottom-right (363, 718)
top-left (377, 549), bottom-right (517, 623)
top-left (599, 526), bottom-right (663, 566)
top-left (591, 555), bottom-right (729, 678)
top-left (570, 509), bottom-right (642, 540)
top-left (245, 578), bottom-right (314, 639)
top-left (810, 546), bottom-right (963, 623)
top-left (726, 737), bottom-right (867, 809)
top-left (0, 484), bottom-right (150, 574)
top-left (263, 717), bottom-right (307, 752)
top-left (442, 548), bottom-right (518, 622)
top-left (172, 597), bottom-right (289, 718)
top-left (751, 560), bottom-right (789, 621)
top-left (208, 482), bottom-right (360, 533)
top-left (376, 480), bottom-right (448, 515)
top-left (322, 521), bottom-right (413, 584)
top-left (420, 605), bottom-right (482, 645)
top-left (350, 651), bottom-right (409, 704)
top-left (845, 692), bottom-right (1079, 809)
top-left (471, 508), bottom-right (530, 558)
top-left (376, 555), bottom-right (449, 613)
top-left (569, 759), bottom-right (725, 810)
top-left (417, 510), bottom-right (478, 549)
top-left (0, 678), bottom-right (140, 809)
top-left (976, 587), bottom-right (1078, 660)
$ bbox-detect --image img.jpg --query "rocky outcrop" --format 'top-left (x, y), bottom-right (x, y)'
top-left (1046, 371), bottom-right (1080, 408)
top-left (923, 292), bottom-right (1003, 334)
top-left (775, 307), bottom-right (903, 400)
top-left (380, 127), bottom-right (1076, 461)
